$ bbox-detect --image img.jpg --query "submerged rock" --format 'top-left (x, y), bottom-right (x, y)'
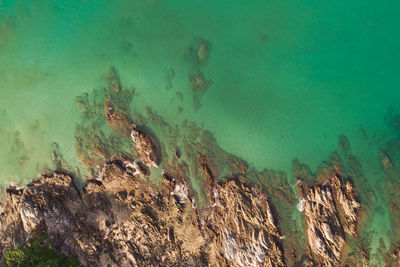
top-left (186, 38), bottom-right (211, 65)
top-left (107, 67), bottom-right (122, 93)
top-left (338, 135), bottom-right (351, 151)
top-left (105, 102), bottom-right (132, 136)
top-left (0, 159), bottom-right (285, 267)
top-left (189, 71), bottom-right (213, 94)
top-left (131, 127), bottom-right (160, 168)
top-left (379, 149), bottom-right (393, 170)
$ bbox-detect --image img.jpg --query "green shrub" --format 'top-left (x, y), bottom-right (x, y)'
top-left (2, 233), bottom-right (81, 267)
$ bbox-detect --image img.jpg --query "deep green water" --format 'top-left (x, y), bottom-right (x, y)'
top-left (1, 0), bottom-right (400, 263)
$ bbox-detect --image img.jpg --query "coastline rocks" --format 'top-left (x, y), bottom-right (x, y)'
top-left (297, 174), bottom-right (360, 266)
top-left (330, 174), bottom-right (360, 237)
top-left (300, 182), bottom-right (345, 265)
top-left (131, 127), bottom-right (159, 168)
top-left (0, 160), bottom-right (285, 267)
top-left (0, 173), bottom-right (86, 263)
top-left (162, 170), bottom-right (191, 206)
top-left (211, 179), bottom-right (285, 267)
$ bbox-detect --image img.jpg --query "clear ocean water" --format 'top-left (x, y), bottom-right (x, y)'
top-left (1, 0), bottom-right (400, 262)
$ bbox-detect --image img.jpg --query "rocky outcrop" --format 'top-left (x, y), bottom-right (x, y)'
top-left (210, 179), bottom-right (285, 267)
top-left (131, 127), bottom-right (159, 168)
top-left (0, 159), bottom-right (284, 267)
top-left (330, 174), bottom-right (360, 237)
top-left (297, 174), bottom-right (360, 266)
top-left (299, 181), bottom-right (346, 266)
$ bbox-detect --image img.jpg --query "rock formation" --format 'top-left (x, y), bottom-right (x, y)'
top-left (0, 159), bottom-right (285, 267)
top-left (210, 179), bottom-right (285, 267)
top-left (131, 127), bottom-right (159, 168)
top-left (297, 174), bottom-right (360, 266)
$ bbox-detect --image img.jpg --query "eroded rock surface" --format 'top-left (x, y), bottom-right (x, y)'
top-left (131, 127), bottom-right (159, 168)
top-left (210, 179), bottom-right (285, 267)
top-left (0, 159), bottom-right (284, 267)
top-left (297, 174), bottom-right (360, 266)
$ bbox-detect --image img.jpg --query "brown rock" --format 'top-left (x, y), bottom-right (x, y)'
top-left (210, 179), bottom-right (285, 267)
top-left (0, 159), bottom-right (285, 267)
top-left (330, 175), bottom-right (360, 237)
top-left (297, 174), bottom-right (360, 266)
top-left (131, 127), bottom-right (159, 168)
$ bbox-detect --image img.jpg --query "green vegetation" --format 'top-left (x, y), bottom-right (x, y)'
top-left (2, 233), bottom-right (81, 267)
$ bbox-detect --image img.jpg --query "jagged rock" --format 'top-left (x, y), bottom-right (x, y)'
top-left (0, 159), bottom-right (285, 267)
top-left (297, 174), bottom-right (360, 266)
top-left (197, 153), bottom-right (216, 196)
top-left (299, 182), bottom-right (345, 265)
top-left (162, 170), bottom-right (191, 206)
top-left (131, 127), bottom-right (159, 168)
top-left (330, 174), bottom-right (360, 237)
top-left (211, 179), bottom-right (285, 267)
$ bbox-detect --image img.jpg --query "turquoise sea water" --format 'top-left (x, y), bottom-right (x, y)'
top-left (1, 0), bottom-right (400, 263)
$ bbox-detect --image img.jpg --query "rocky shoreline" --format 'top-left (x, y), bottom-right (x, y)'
top-left (0, 158), bottom-right (285, 267)
top-left (0, 152), bottom-right (369, 266)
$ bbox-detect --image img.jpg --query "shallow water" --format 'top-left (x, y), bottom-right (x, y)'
top-left (1, 0), bottom-right (400, 263)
